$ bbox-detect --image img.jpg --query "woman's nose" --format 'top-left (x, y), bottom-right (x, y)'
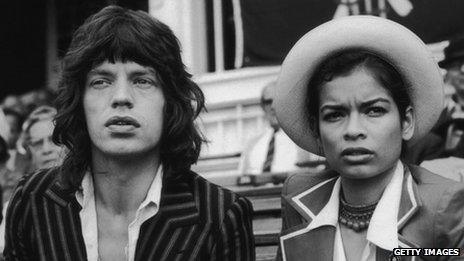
top-left (343, 114), bottom-right (367, 140)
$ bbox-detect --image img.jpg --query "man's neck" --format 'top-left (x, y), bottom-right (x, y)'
top-left (90, 148), bottom-right (161, 216)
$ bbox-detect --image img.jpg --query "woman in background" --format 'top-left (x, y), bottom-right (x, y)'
top-left (274, 16), bottom-right (464, 261)
top-left (18, 105), bottom-right (64, 171)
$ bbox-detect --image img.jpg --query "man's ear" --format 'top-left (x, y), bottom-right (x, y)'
top-left (402, 106), bottom-right (414, 141)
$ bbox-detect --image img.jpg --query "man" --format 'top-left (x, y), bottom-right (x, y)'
top-left (413, 36), bottom-right (464, 181)
top-left (239, 82), bottom-right (324, 177)
top-left (434, 37), bottom-right (464, 151)
top-left (5, 6), bottom-right (254, 261)
top-left (1, 108), bottom-right (24, 172)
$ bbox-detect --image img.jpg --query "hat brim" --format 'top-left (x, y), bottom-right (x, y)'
top-left (274, 16), bottom-right (444, 156)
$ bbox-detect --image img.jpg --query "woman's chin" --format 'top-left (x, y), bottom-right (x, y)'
top-left (336, 165), bottom-right (380, 180)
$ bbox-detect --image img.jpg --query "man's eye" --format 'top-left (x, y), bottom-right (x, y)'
top-left (366, 107), bottom-right (386, 117)
top-left (90, 79), bottom-right (111, 89)
top-left (322, 112), bottom-right (344, 122)
top-left (134, 78), bottom-right (155, 88)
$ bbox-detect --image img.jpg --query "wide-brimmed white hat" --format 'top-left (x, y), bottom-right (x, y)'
top-left (274, 15), bottom-right (444, 156)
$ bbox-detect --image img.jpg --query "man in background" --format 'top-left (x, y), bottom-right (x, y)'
top-left (239, 82), bottom-right (325, 179)
top-left (420, 36), bottom-right (464, 181)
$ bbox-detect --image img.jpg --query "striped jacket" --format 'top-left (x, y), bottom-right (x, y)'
top-left (4, 168), bottom-right (255, 261)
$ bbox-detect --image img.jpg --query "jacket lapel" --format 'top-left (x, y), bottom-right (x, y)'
top-left (397, 166), bottom-right (421, 248)
top-left (376, 167), bottom-right (422, 260)
top-left (134, 173), bottom-right (201, 261)
top-left (42, 175), bottom-right (87, 261)
top-left (280, 177), bottom-right (338, 261)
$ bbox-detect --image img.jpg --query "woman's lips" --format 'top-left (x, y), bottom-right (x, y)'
top-left (341, 147), bottom-right (374, 164)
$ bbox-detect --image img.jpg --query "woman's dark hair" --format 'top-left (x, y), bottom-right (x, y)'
top-left (53, 5), bottom-right (206, 190)
top-left (305, 50), bottom-right (411, 135)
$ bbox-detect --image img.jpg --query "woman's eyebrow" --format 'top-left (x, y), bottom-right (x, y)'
top-left (320, 104), bottom-right (345, 112)
top-left (360, 98), bottom-right (390, 108)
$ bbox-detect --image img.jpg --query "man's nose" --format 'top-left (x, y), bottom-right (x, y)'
top-left (343, 114), bottom-right (367, 141)
top-left (111, 80), bottom-right (134, 109)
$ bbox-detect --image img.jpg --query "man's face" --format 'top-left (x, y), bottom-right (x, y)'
top-left (445, 62), bottom-right (464, 99)
top-left (5, 114), bottom-right (20, 148)
top-left (83, 60), bottom-right (165, 158)
top-left (261, 87), bottom-right (279, 129)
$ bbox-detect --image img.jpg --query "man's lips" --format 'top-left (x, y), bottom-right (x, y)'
top-left (104, 116), bottom-right (141, 128)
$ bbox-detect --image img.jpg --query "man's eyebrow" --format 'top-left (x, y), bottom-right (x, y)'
top-left (87, 69), bottom-right (114, 77)
top-left (130, 68), bottom-right (158, 77)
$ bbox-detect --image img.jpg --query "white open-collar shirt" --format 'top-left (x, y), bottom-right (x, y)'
top-left (306, 161), bottom-right (404, 261)
top-left (75, 166), bottom-right (163, 261)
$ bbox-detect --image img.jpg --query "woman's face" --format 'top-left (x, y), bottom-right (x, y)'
top-left (317, 68), bottom-right (413, 179)
top-left (28, 118), bottom-right (64, 170)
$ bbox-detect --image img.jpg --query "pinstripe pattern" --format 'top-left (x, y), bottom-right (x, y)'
top-left (4, 168), bottom-right (255, 261)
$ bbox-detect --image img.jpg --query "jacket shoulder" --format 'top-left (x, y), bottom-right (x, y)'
top-left (408, 164), bottom-right (464, 187)
top-left (190, 171), bottom-right (253, 220)
top-left (407, 164), bottom-right (464, 247)
top-left (11, 167), bottom-right (60, 199)
top-left (282, 169), bottom-right (338, 197)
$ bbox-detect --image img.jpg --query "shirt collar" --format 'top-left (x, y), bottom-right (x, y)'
top-left (306, 161), bottom-right (404, 251)
top-left (75, 165), bottom-right (164, 211)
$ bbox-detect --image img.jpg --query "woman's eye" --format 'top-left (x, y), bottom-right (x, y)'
top-left (323, 112), bottom-right (344, 122)
top-left (366, 107), bottom-right (386, 116)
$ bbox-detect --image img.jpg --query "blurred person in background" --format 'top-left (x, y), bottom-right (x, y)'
top-left (0, 137), bottom-right (7, 216)
top-left (1, 106), bottom-right (64, 204)
top-left (436, 36), bottom-right (464, 152)
top-left (2, 109), bottom-right (23, 151)
top-left (19, 88), bottom-right (57, 116)
top-left (1, 95), bottom-right (26, 117)
top-left (19, 105), bottom-right (64, 171)
top-left (1, 108), bottom-right (25, 173)
top-left (420, 36), bottom-right (464, 181)
top-left (3, 104), bottom-right (28, 178)
top-left (239, 81), bottom-right (325, 180)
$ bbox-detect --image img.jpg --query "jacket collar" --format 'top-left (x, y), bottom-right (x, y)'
top-left (280, 164), bottom-right (422, 261)
top-left (44, 169), bottom-right (201, 225)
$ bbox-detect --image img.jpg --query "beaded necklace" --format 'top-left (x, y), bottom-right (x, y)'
top-left (338, 195), bottom-right (378, 232)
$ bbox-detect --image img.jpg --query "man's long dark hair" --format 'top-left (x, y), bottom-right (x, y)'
top-left (52, 5), bottom-right (205, 190)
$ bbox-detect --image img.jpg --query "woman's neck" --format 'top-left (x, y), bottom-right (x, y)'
top-left (90, 147), bottom-right (161, 215)
top-left (340, 163), bottom-right (398, 205)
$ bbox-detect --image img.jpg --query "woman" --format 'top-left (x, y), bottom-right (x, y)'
top-left (18, 105), bottom-right (64, 171)
top-left (274, 16), bottom-right (464, 261)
